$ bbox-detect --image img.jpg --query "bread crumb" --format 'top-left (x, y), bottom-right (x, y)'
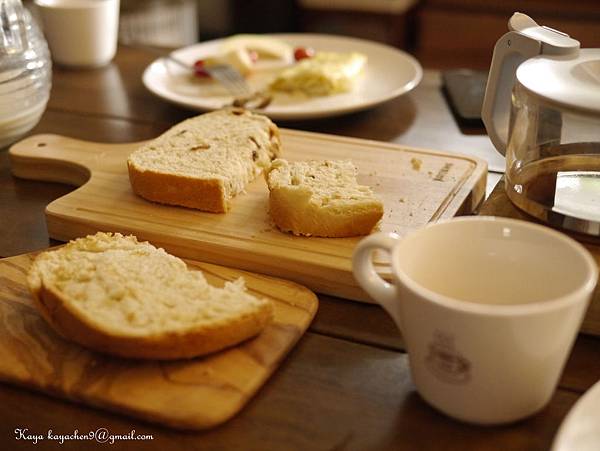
top-left (410, 158), bottom-right (422, 171)
top-left (399, 198), bottom-right (405, 203)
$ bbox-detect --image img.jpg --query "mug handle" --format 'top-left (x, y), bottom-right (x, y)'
top-left (352, 232), bottom-right (401, 314)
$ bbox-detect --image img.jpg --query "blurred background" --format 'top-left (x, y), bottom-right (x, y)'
top-left (69, 0), bottom-right (600, 69)
top-left (22, 0), bottom-right (600, 69)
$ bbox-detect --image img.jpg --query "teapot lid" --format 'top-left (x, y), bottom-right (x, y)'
top-left (516, 49), bottom-right (600, 115)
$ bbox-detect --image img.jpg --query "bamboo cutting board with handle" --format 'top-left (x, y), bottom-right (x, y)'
top-left (9, 129), bottom-right (487, 301)
top-left (0, 251), bottom-right (318, 430)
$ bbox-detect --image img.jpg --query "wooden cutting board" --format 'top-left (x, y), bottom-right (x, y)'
top-left (0, 251), bottom-right (318, 430)
top-left (9, 129), bottom-right (487, 301)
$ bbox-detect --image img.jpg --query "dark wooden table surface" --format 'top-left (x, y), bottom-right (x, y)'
top-left (1, 46), bottom-right (599, 451)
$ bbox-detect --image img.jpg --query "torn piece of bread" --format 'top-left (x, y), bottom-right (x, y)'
top-left (266, 159), bottom-right (384, 237)
top-left (127, 108), bottom-right (281, 213)
top-left (27, 232), bottom-right (273, 360)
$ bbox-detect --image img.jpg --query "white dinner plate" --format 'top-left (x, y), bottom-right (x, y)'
top-left (142, 34), bottom-right (423, 120)
top-left (552, 379), bottom-right (600, 451)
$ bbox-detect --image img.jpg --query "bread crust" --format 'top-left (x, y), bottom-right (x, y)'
top-left (29, 275), bottom-right (274, 360)
top-left (127, 162), bottom-right (228, 213)
top-left (269, 188), bottom-right (383, 237)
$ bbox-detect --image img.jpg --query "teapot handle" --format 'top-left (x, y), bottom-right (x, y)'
top-left (482, 31), bottom-right (541, 155)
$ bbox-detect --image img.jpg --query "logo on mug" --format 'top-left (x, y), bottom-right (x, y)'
top-left (425, 330), bottom-right (471, 384)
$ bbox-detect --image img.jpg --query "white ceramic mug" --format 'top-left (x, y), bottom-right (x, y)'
top-left (34, 0), bottom-right (120, 67)
top-left (352, 216), bottom-right (598, 425)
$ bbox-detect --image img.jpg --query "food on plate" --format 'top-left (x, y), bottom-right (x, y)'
top-left (27, 232), bottom-right (274, 360)
top-left (269, 51), bottom-right (367, 96)
top-left (192, 59), bottom-right (211, 78)
top-left (184, 35), bottom-right (366, 99)
top-left (202, 47), bottom-right (255, 76)
top-left (128, 108), bottom-right (281, 213)
top-left (221, 34), bottom-right (293, 62)
top-left (188, 35), bottom-right (293, 81)
top-left (265, 159), bottom-right (384, 237)
top-left (293, 46), bottom-right (315, 61)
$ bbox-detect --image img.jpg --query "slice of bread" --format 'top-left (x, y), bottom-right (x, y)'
top-left (127, 108), bottom-right (281, 213)
top-left (266, 159), bottom-right (384, 237)
top-left (27, 232), bottom-right (273, 360)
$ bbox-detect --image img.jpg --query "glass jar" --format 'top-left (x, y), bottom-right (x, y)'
top-left (483, 14), bottom-right (600, 236)
top-left (505, 80), bottom-right (600, 235)
top-left (0, 0), bottom-right (51, 149)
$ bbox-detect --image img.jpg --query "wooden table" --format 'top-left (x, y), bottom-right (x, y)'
top-left (1, 46), bottom-right (599, 451)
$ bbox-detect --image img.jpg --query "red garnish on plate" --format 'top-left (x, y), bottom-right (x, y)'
top-left (294, 46), bottom-right (315, 61)
top-left (193, 59), bottom-right (210, 78)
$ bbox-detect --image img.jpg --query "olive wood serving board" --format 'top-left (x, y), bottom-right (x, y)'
top-left (9, 130), bottom-right (487, 301)
top-left (0, 251), bottom-right (318, 430)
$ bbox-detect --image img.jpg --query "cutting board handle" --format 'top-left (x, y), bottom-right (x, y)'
top-left (9, 134), bottom-right (143, 186)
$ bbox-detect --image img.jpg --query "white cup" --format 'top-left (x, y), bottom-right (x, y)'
top-left (34, 0), bottom-right (120, 68)
top-left (353, 217), bottom-right (598, 425)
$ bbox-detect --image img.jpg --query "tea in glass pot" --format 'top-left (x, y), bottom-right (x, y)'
top-left (483, 13), bottom-right (600, 235)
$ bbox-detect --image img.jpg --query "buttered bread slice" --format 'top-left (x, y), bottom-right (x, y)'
top-left (27, 232), bottom-right (273, 360)
top-left (266, 159), bottom-right (384, 237)
top-left (128, 109), bottom-right (281, 213)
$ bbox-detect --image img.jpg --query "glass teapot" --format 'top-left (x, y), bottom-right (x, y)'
top-left (483, 13), bottom-right (600, 235)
